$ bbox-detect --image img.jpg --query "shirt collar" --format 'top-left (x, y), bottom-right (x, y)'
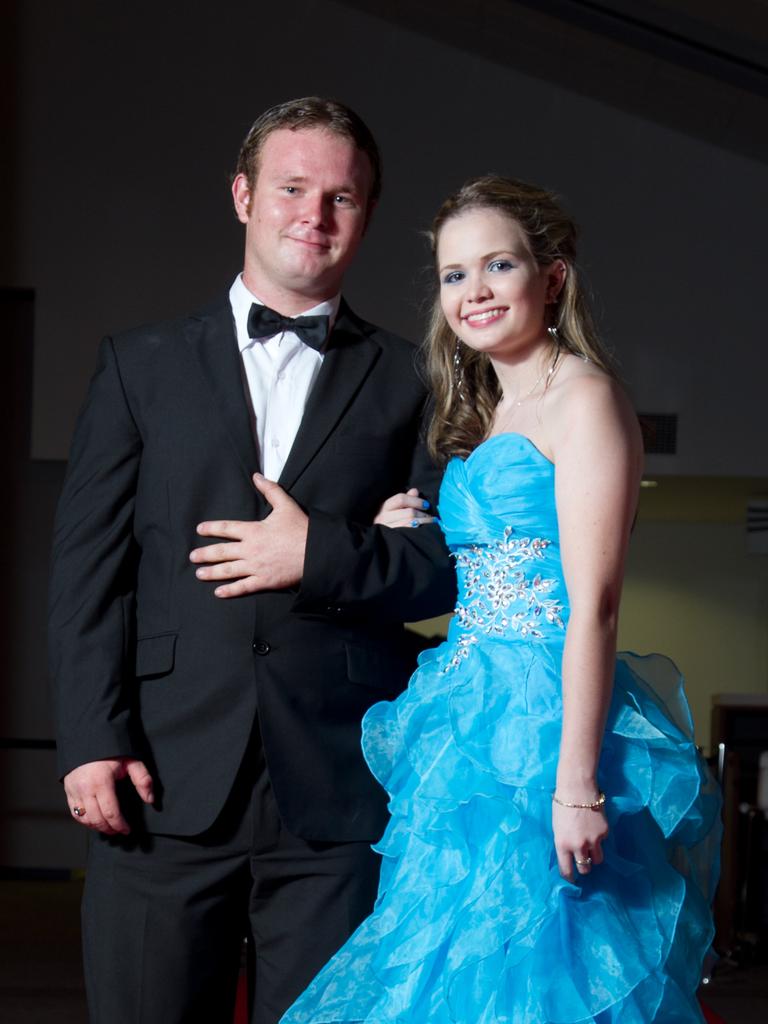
top-left (229, 274), bottom-right (341, 353)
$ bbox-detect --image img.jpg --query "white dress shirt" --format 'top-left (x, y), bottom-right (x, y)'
top-left (229, 275), bottom-right (340, 480)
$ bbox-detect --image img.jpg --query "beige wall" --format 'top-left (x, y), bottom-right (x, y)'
top-left (619, 518), bottom-right (768, 755)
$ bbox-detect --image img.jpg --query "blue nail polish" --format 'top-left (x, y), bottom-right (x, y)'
top-left (422, 499), bottom-right (430, 510)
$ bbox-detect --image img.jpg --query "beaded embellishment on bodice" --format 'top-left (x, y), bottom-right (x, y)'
top-left (443, 526), bottom-right (566, 672)
top-left (438, 434), bottom-right (568, 671)
top-left (454, 526), bottom-right (565, 640)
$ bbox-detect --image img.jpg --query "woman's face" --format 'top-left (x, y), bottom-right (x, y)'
top-left (437, 208), bottom-right (562, 360)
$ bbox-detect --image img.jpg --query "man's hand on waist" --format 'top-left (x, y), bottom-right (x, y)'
top-left (190, 473), bottom-right (308, 598)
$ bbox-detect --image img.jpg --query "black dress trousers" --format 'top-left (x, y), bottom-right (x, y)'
top-left (81, 736), bottom-right (381, 1024)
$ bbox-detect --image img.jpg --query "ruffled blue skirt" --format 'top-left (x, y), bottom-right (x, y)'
top-left (281, 644), bottom-right (721, 1023)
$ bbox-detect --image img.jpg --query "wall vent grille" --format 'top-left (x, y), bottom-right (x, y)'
top-left (747, 499), bottom-right (768, 554)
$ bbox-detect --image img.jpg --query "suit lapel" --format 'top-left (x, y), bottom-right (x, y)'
top-left (185, 297), bottom-right (264, 494)
top-left (278, 303), bottom-right (382, 492)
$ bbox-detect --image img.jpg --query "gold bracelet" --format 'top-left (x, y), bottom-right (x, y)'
top-left (552, 791), bottom-right (606, 810)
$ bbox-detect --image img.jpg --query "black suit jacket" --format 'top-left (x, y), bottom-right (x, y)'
top-left (48, 295), bottom-right (455, 839)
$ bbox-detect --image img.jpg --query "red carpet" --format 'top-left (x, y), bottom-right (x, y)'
top-left (234, 972), bottom-right (248, 1023)
top-left (700, 997), bottom-right (728, 1024)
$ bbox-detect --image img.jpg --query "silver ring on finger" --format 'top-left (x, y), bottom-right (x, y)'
top-left (575, 855), bottom-right (592, 867)
top-left (72, 806), bottom-right (86, 818)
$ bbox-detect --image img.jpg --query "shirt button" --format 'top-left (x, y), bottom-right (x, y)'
top-left (253, 640), bottom-right (271, 656)
top-left (277, 371), bottom-right (286, 381)
top-left (271, 437), bottom-right (280, 447)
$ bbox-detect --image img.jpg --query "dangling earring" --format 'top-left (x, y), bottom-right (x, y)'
top-left (547, 325), bottom-right (560, 344)
top-left (453, 337), bottom-right (465, 402)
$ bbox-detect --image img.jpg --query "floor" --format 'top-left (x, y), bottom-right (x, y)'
top-left (1, 877), bottom-right (766, 1023)
top-left (0, 877), bottom-right (87, 1024)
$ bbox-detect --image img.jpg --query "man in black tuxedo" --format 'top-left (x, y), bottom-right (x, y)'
top-left (49, 97), bottom-right (454, 1024)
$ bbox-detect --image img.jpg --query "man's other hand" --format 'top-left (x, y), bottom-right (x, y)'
top-left (64, 757), bottom-right (154, 834)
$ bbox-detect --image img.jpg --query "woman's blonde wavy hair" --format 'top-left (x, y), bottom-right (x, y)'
top-left (425, 175), bottom-right (614, 464)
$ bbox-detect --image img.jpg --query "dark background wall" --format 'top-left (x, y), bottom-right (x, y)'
top-left (12, 0), bottom-right (768, 474)
top-left (3, 0), bottom-right (767, 867)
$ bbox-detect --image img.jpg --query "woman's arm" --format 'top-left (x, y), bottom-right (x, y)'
top-left (549, 371), bottom-right (643, 880)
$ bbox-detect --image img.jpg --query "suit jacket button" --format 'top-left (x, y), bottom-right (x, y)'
top-left (253, 640), bottom-right (271, 656)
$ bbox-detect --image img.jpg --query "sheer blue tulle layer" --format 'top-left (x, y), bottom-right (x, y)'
top-left (281, 434), bottom-right (721, 1023)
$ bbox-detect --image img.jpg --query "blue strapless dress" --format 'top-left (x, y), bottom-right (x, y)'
top-left (282, 433), bottom-right (721, 1023)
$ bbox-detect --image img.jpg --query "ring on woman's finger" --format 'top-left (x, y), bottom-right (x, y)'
top-left (410, 519), bottom-right (421, 528)
top-left (72, 806), bottom-right (86, 818)
top-left (575, 856), bottom-right (592, 867)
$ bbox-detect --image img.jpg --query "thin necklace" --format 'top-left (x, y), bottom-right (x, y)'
top-left (506, 343), bottom-right (561, 407)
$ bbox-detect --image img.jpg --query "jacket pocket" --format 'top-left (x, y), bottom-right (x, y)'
top-left (135, 632), bottom-right (177, 678)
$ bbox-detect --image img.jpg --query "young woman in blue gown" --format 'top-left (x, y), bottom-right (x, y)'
top-left (280, 176), bottom-right (721, 1023)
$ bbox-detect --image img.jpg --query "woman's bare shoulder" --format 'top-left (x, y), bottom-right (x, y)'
top-left (544, 355), bottom-right (643, 457)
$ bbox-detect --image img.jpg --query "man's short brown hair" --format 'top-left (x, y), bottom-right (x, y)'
top-left (234, 96), bottom-right (382, 208)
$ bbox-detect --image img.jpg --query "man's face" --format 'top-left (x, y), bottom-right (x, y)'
top-left (232, 127), bottom-right (374, 312)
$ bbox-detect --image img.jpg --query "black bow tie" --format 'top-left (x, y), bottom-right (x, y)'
top-left (247, 303), bottom-right (330, 352)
